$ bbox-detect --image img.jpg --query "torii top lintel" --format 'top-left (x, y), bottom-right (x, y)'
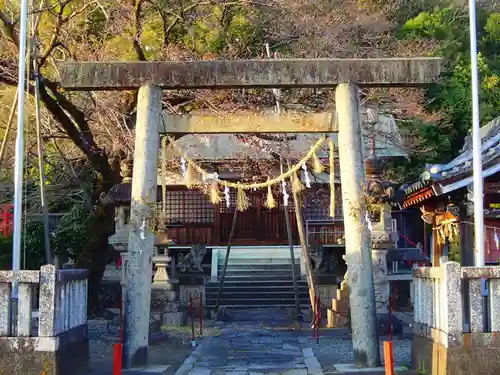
top-left (59, 58), bottom-right (441, 91)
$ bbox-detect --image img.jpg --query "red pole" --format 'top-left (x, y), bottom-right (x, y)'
top-left (383, 341), bottom-right (395, 375)
top-left (312, 296), bottom-right (317, 339)
top-left (113, 289), bottom-right (124, 375)
top-left (113, 344), bottom-right (123, 375)
top-left (119, 293), bottom-right (124, 343)
top-left (388, 291), bottom-right (393, 341)
top-left (199, 293), bottom-right (203, 336)
top-left (316, 296), bottom-right (321, 344)
top-left (190, 295), bottom-right (195, 342)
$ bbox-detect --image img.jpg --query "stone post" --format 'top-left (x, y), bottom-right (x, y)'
top-left (372, 249), bottom-right (389, 313)
top-left (370, 203), bottom-right (395, 314)
top-left (123, 85), bottom-right (162, 368)
top-left (336, 83), bottom-right (380, 367)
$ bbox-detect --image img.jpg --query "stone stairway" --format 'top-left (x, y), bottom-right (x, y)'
top-left (205, 246), bottom-right (310, 318)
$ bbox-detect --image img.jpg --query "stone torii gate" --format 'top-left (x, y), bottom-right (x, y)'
top-left (59, 58), bottom-right (441, 369)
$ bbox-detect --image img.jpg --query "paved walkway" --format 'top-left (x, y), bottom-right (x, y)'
top-left (175, 308), bottom-right (413, 375)
top-left (84, 308), bottom-right (414, 374)
top-left (181, 325), bottom-right (322, 375)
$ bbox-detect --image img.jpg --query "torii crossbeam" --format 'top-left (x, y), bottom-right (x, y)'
top-left (58, 57), bottom-right (441, 369)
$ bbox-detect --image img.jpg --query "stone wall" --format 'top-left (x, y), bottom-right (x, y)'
top-left (412, 261), bottom-right (500, 375)
top-left (413, 333), bottom-right (500, 375)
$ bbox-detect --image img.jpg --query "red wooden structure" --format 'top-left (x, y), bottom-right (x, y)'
top-left (161, 186), bottom-right (344, 246)
top-left (0, 204), bottom-right (13, 237)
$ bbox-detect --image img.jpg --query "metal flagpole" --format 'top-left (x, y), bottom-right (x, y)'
top-left (12, 0), bottom-right (30, 279)
top-left (468, 0), bottom-right (485, 267)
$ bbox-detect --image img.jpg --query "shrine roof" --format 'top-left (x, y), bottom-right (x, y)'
top-left (403, 115), bottom-right (500, 208)
top-left (174, 108), bottom-right (407, 160)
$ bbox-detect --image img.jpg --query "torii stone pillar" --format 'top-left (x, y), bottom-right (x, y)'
top-left (123, 85), bottom-right (162, 368)
top-left (336, 83), bottom-right (379, 367)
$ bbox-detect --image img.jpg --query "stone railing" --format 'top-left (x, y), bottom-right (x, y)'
top-left (413, 261), bottom-right (463, 347)
top-left (0, 265), bottom-right (89, 375)
top-left (461, 266), bottom-right (500, 333)
top-left (412, 260), bottom-right (500, 375)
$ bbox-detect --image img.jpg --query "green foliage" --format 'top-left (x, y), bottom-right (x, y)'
top-left (182, 5), bottom-right (261, 56)
top-left (21, 222), bottom-right (50, 269)
top-left (397, 7), bottom-right (500, 167)
top-left (0, 204), bottom-right (93, 270)
top-left (399, 9), bottom-right (452, 40)
top-left (485, 13), bottom-right (500, 41)
top-left (0, 235), bottom-right (12, 269)
top-left (0, 223), bottom-right (48, 270)
top-left (448, 241), bottom-right (461, 263)
top-left (52, 204), bottom-right (92, 262)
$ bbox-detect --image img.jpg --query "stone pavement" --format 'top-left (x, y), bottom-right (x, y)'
top-left (179, 324), bottom-right (323, 375)
top-left (83, 308), bottom-right (414, 375)
top-left (175, 308), bottom-right (413, 375)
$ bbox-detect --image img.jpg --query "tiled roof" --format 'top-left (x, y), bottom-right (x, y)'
top-left (422, 116), bottom-right (500, 183)
top-left (403, 115), bottom-right (500, 205)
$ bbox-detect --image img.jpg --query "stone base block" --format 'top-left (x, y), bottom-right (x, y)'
top-left (412, 334), bottom-right (500, 375)
top-left (328, 299), bottom-right (349, 328)
top-left (161, 311), bottom-right (184, 327)
top-left (334, 363), bottom-right (407, 373)
top-left (327, 310), bottom-right (349, 328)
top-left (0, 325), bottom-right (89, 375)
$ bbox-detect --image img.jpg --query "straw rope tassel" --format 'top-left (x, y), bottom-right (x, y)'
top-left (236, 184), bottom-right (250, 211)
top-left (291, 171), bottom-right (304, 193)
top-left (311, 150), bottom-right (324, 174)
top-left (210, 180), bottom-right (222, 204)
top-left (265, 184), bottom-right (276, 209)
top-left (328, 138), bottom-right (335, 218)
top-left (169, 137), bottom-right (325, 191)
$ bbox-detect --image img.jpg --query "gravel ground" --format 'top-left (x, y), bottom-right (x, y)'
top-left (311, 336), bottom-right (412, 369)
top-left (84, 320), bottom-right (219, 374)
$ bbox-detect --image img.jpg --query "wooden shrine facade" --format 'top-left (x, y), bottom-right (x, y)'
top-left (158, 184), bottom-right (343, 246)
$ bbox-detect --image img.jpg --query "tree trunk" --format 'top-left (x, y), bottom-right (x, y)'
top-left (76, 201), bottom-right (117, 315)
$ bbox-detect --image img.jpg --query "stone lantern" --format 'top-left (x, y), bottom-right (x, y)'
top-left (102, 156), bottom-right (134, 303)
top-left (365, 157), bottom-right (398, 313)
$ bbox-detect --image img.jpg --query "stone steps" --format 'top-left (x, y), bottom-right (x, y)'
top-left (206, 250), bottom-right (309, 312)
